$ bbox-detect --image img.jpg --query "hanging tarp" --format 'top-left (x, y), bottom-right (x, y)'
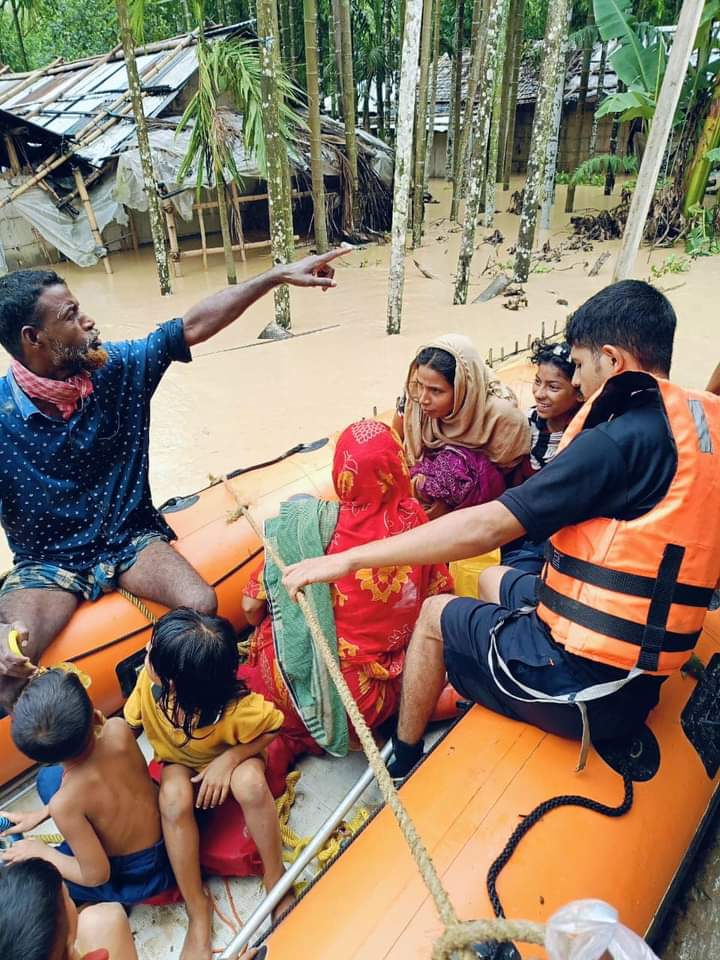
top-left (0, 177), bottom-right (127, 269)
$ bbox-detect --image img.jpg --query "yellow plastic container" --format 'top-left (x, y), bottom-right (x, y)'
top-left (449, 550), bottom-right (501, 599)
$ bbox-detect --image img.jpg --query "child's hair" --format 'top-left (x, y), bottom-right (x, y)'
top-left (11, 669), bottom-right (93, 764)
top-left (530, 339), bottom-right (575, 381)
top-left (148, 607), bottom-right (249, 742)
top-left (0, 858), bottom-right (68, 960)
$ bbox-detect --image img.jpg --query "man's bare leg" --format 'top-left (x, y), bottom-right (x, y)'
top-left (118, 540), bottom-right (217, 615)
top-left (159, 763), bottom-right (213, 960)
top-left (477, 565), bottom-right (515, 605)
top-left (389, 594), bottom-right (455, 780)
top-left (0, 588), bottom-right (78, 711)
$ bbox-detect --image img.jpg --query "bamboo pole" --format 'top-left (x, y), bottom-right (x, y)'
top-left (0, 58), bottom-right (63, 108)
top-left (502, 0), bottom-right (525, 191)
top-left (613, 0), bottom-right (705, 282)
top-left (72, 167), bottom-right (113, 275)
top-left (303, 0), bottom-right (329, 252)
top-left (4, 135), bottom-right (21, 174)
top-left (24, 45), bottom-right (122, 119)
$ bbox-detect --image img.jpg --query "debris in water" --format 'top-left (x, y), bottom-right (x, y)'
top-left (257, 321), bottom-right (293, 341)
top-left (483, 229), bottom-right (504, 246)
top-left (473, 274), bottom-right (512, 303)
top-left (588, 251), bottom-right (612, 276)
top-left (412, 259), bottom-right (438, 280)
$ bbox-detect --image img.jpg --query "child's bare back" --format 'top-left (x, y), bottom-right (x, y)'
top-left (52, 717), bottom-right (161, 857)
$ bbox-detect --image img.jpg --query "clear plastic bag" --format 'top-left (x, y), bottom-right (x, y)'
top-left (546, 899), bottom-right (660, 960)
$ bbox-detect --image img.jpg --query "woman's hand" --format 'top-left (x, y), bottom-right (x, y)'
top-left (282, 553), bottom-right (354, 600)
top-left (0, 806), bottom-right (49, 836)
top-left (192, 752), bottom-right (240, 810)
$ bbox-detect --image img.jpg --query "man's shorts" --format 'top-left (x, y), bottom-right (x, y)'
top-left (0, 532), bottom-right (167, 602)
top-left (440, 568), bottom-right (665, 741)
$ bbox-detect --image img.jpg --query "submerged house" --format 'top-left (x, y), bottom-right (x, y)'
top-left (0, 24), bottom-right (393, 274)
top-left (427, 41), bottom-right (625, 180)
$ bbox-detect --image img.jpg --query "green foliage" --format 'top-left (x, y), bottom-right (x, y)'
top-left (686, 203), bottom-right (720, 257)
top-left (569, 152), bottom-right (638, 185)
top-left (177, 35), bottom-right (300, 188)
top-left (706, 147), bottom-right (720, 164)
top-left (555, 170), bottom-right (605, 185)
top-left (649, 253), bottom-right (691, 279)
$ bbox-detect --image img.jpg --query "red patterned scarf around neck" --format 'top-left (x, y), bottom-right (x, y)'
top-left (11, 359), bottom-right (94, 420)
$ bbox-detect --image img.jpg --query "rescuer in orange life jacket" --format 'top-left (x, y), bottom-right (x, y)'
top-left (283, 280), bottom-right (720, 779)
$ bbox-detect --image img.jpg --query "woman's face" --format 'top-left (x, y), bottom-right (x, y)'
top-left (411, 364), bottom-right (454, 420)
top-left (532, 362), bottom-right (580, 422)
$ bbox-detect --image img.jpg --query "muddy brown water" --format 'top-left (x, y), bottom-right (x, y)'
top-left (1, 179), bottom-right (719, 954)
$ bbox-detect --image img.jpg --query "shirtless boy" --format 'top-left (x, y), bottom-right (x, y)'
top-left (0, 667), bottom-right (173, 903)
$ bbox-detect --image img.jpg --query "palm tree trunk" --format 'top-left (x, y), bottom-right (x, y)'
top-left (411, 0), bottom-right (434, 247)
top-left (502, 0), bottom-right (525, 190)
top-left (483, 0), bottom-right (512, 227)
top-left (604, 94), bottom-right (622, 195)
top-left (331, 0), bottom-right (345, 116)
top-left (453, 0), bottom-right (506, 303)
top-left (339, 0), bottom-right (361, 230)
top-left (565, 15), bottom-right (593, 212)
top-left (215, 166), bottom-right (237, 284)
top-left (10, 0), bottom-right (29, 71)
top-left (376, 71), bottom-right (386, 140)
top-left (382, 0), bottom-right (392, 138)
top-left (387, 0), bottom-right (423, 334)
top-left (450, 0), bottom-right (488, 220)
top-left (423, 0), bottom-right (441, 194)
top-left (363, 77), bottom-right (372, 131)
top-left (303, 0), bottom-right (329, 251)
top-left (512, 0), bottom-right (570, 283)
top-left (449, 0), bottom-right (466, 180)
top-left (588, 40), bottom-right (608, 157)
top-left (539, 11), bottom-right (571, 231)
top-left (495, 0), bottom-right (517, 181)
top-left (539, 26), bottom-right (569, 231)
top-left (257, 0), bottom-right (294, 327)
top-left (115, 0), bottom-right (171, 295)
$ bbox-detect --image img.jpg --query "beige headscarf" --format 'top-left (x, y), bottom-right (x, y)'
top-left (403, 334), bottom-right (531, 469)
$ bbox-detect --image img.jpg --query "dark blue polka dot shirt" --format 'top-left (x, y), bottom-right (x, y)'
top-left (0, 318), bottom-right (191, 571)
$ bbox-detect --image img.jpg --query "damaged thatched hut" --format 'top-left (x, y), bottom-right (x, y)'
top-left (0, 24), bottom-right (393, 275)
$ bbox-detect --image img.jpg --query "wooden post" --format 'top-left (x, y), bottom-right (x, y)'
top-left (229, 181), bottom-right (246, 261)
top-left (127, 210), bottom-right (139, 251)
top-left (163, 204), bottom-right (183, 278)
top-left (612, 0), bottom-right (705, 282)
top-left (72, 167), bottom-right (113, 275)
top-left (4, 135), bottom-right (21, 174)
top-left (197, 205), bottom-right (208, 269)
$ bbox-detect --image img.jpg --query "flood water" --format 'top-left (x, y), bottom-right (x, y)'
top-left (2, 180), bottom-right (720, 955)
top-left (0, 177), bottom-right (715, 567)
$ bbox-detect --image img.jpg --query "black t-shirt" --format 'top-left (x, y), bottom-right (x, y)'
top-left (499, 374), bottom-right (677, 542)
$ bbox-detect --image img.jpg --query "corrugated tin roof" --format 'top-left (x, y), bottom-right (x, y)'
top-left (0, 23), bottom-right (242, 168)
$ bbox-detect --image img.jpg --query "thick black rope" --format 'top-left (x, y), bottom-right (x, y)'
top-left (487, 771), bottom-right (634, 919)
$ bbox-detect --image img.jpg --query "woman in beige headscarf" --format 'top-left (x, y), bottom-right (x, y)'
top-left (394, 334), bottom-right (530, 517)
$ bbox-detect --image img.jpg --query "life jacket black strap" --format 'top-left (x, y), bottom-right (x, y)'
top-left (544, 544), bottom-right (713, 608)
top-left (537, 581), bottom-right (700, 655)
top-left (637, 544), bottom-right (686, 671)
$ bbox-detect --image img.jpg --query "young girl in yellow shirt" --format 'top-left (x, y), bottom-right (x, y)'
top-left (124, 607), bottom-right (291, 960)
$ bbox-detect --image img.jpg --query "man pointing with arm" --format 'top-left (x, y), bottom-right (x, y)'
top-left (285, 281), bottom-right (720, 779)
top-left (0, 246), bottom-right (350, 711)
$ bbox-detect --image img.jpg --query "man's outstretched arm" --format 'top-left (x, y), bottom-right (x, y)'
top-left (283, 500), bottom-right (525, 599)
top-left (182, 246), bottom-right (351, 348)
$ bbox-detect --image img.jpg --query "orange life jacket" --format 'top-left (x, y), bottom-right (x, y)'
top-left (536, 372), bottom-right (720, 675)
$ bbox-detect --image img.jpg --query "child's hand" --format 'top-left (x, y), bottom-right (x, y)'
top-left (0, 838), bottom-right (49, 863)
top-left (0, 807), bottom-right (48, 836)
top-left (192, 753), bottom-right (239, 809)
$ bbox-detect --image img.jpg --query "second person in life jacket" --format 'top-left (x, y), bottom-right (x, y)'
top-left (282, 280), bottom-right (720, 778)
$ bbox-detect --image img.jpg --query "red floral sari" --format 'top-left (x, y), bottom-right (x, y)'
top-left (241, 420), bottom-right (452, 755)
